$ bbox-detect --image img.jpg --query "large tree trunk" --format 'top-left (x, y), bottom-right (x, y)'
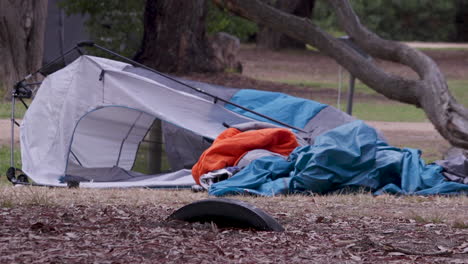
top-left (213, 0), bottom-right (468, 150)
top-left (134, 0), bottom-right (224, 171)
top-left (134, 0), bottom-right (220, 73)
top-left (0, 0), bottom-right (48, 99)
top-left (256, 0), bottom-right (315, 50)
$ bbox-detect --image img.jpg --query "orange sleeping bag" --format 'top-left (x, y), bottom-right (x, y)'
top-left (192, 127), bottom-right (299, 184)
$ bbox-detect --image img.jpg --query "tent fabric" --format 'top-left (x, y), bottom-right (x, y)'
top-left (125, 67), bottom-right (242, 171)
top-left (435, 152), bottom-right (468, 184)
top-left (20, 55), bottom-right (254, 187)
top-left (19, 54), bottom-right (467, 192)
top-left (191, 127), bottom-right (299, 184)
top-left (209, 121), bottom-right (468, 196)
top-left (225, 89), bottom-right (327, 129)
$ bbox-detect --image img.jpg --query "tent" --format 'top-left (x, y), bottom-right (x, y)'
top-left (12, 44), bottom-right (358, 188)
top-left (10, 43), bottom-right (467, 195)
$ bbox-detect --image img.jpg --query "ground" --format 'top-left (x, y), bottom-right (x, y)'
top-left (1, 188), bottom-right (467, 263)
top-left (0, 44), bottom-right (467, 263)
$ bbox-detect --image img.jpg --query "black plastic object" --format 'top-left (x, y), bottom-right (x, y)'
top-left (168, 198), bottom-right (284, 231)
top-left (13, 82), bottom-right (33, 99)
top-left (6, 167), bottom-right (29, 185)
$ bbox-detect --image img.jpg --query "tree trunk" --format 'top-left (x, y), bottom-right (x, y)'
top-left (213, 0), bottom-right (468, 150)
top-left (256, 0), bottom-right (315, 50)
top-left (134, 0), bottom-right (220, 73)
top-left (0, 0), bottom-right (48, 99)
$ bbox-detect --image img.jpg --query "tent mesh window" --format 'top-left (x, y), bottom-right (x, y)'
top-left (64, 106), bottom-right (211, 183)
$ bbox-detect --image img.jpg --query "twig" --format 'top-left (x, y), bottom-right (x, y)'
top-left (367, 236), bottom-right (452, 256)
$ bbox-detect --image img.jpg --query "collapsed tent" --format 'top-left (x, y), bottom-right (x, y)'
top-left (15, 49), bottom-right (468, 195)
top-left (18, 54), bottom-right (356, 188)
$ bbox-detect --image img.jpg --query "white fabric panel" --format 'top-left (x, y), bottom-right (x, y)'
top-left (69, 107), bottom-right (153, 170)
top-left (20, 55), bottom-right (254, 186)
top-left (102, 70), bottom-right (250, 140)
top-left (79, 169), bottom-right (195, 188)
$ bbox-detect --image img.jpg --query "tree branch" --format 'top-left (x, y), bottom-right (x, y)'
top-left (213, 0), bottom-right (468, 149)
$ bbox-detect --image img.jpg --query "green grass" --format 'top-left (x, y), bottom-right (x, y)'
top-left (276, 79), bottom-right (468, 122)
top-left (279, 79), bottom-right (336, 90)
top-left (417, 47), bottom-right (468, 51)
top-left (0, 146), bottom-right (20, 185)
top-left (347, 80), bottom-right (468, 121)
top-left (448, 80), bottom-right (468, 107)
top-left (132, 142), bottom-right (171, 174)
top-left (0, 100), bottom-right (28, 119)
top-left (348, 101), bottom-right (428, 122)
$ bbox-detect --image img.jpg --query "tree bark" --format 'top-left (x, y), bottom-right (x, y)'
top-left (213, 0), bottom-right (468, 149)
top-left (0, 0), bottom-right (48, 99)
top-left (256, 0), bottom-right (315, 50)
top-left (134, 0), bottom-right (220, 73)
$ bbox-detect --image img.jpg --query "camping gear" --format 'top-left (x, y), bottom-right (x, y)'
top-left (209, 121), bottom-right (468, 196)
top-left (9, 42), bottom-right (465, 195)
top-left (8, 42), bottom-right (355, 188)
top-left (191, 127), bottom-right (298, 184)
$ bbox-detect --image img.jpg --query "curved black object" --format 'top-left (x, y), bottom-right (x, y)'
top-left (6, 167), bottom-right (30, 185)
top-left (168, 198), bottom-right (284, 232)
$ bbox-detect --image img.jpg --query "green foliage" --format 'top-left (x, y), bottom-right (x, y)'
top-left (59, 0), bottom-right (145, 58)
top-left (59, 0), bottom-right (257, 60)
top-left (207, 2), bottom-right (257, 42)
top-left (314, 0), bottom-right (457, 41)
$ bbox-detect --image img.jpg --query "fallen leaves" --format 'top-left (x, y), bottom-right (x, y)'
top-left (0, 193), bottom-right (467, 263)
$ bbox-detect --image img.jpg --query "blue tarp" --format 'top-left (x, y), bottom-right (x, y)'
top-left (209, 121), bottom-right (468, 196)
top-left (225, 89), bottom-right (327, 129)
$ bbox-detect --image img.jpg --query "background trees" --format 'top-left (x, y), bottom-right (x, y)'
top-left (58, 0), bottom-right (468, 57)
top-left (133, 0), bottom-right (220, 73)
top-left (256, 0), bottom-right (316, 50)
top-left (314, 0), bottom-right (459, 41)
top-left (59, 0), bottom-right (144, 58)
top-left (455, 0), bottom-right (468, 41)
top-left (0, 0), bottom-right (48, 99)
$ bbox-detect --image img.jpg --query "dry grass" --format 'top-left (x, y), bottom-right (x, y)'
top-left (2, 186), bottom-right (467, 228)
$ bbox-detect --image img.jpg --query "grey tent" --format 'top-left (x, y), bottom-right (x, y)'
top-left (11, 44), bottom-right (358, 188)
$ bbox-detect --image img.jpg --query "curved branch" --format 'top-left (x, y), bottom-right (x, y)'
top-left (327, 0), bottom-right (468, 149)
top-left (214, 0), bottom-right (420, 106)
top-left (213, 0), bottom-right (468, 149)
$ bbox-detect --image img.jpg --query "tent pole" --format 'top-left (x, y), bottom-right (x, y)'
top-left (10, 94), bottom-right (16, 169)
top-left (77, 42), bottom-right (307, 133)
top-left (15, 46), bottom-right (80, 85)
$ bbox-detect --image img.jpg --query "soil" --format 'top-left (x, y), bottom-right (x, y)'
top-left (236, 44), bottom-right (468, 82)
top-left (0, 119), bottom-right (17, 147)
top-left (0, 189), bottom-right (467, 263)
